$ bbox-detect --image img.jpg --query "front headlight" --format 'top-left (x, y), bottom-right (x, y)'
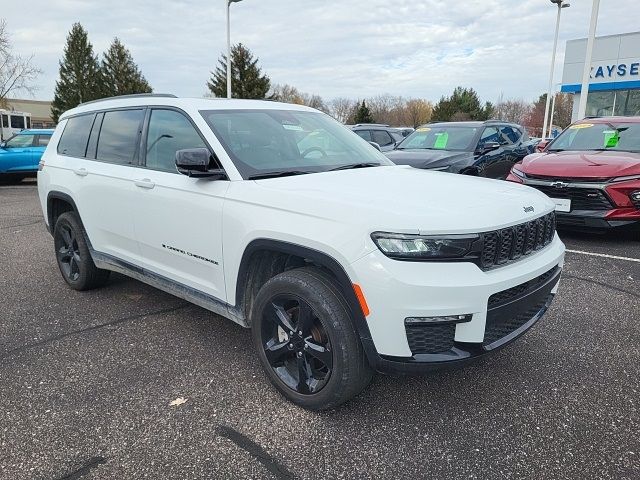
top-left (511, 164), bottom-right (526, 178)
top-left (371, 232), bottom-right (479, 260)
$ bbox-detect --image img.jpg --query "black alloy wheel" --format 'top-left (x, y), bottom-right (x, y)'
top-left (56, 223), bottom-right (82, 281)
top-left (261, 294), bottom-right (333, 395)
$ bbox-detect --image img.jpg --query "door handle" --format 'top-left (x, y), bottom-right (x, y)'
top-left (73, 168), bottom-right (88, 177)
top-left (134, 178), bottom-right (155, 189)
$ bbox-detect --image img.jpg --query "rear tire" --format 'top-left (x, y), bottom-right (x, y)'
top-left (251, 267), bottom-right (373, 410)
top-left (53, 212), bottom-right (110, 290)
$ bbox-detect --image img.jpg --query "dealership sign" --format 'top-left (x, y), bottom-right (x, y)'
top-left (591, 62), bottom-right (640, 79)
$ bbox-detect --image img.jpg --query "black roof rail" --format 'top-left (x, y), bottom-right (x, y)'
top-left (353, 123), bottom-right (390, 127)
top-left (80, 93), bottom-right (177, 106)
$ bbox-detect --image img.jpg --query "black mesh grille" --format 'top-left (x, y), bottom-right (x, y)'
top-left (479, 212), bottom-right (555, 270)
top-left (483, 295), bottom-right (551, 345)
top-left (532, 185), bottom-right (613, 210)
top-left (405, 322), bottom-right (456, 354)
top-left (488, 267), bottom-right (559, 309)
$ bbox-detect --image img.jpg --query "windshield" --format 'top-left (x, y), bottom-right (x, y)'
top-left (548, 122), bottom-right (640, 153)
top-left (200, 109), bottom-right (392, 178)
top-left (397, 126), bottom-right (478, 151)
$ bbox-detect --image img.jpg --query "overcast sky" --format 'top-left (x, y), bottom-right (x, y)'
top-left (3, 0), bottom-right (639, 104)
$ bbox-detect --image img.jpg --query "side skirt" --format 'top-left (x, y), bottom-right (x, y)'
top-left (90, 250), bottom-right (247, 328)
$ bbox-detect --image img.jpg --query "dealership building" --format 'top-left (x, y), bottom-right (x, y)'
top-left (561, 31), bottom-right (640, 120)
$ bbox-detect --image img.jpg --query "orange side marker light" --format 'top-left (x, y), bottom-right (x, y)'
top-left (352, 283), bottom-right (370, 317)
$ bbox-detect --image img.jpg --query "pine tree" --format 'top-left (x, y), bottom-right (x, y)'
top-left (51, 23), bottom-right (102, 123)
top-left (101, 38), bottom-right (152, 97)
top-left (432, 87), bottom-right (493, 122)
top-left (207, 43), bottom-right (270, 99)
top-left (354, 100), bottom-right (375, 124)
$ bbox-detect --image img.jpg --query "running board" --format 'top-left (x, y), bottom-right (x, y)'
top-left (90, 250), bottom-right (247, 327)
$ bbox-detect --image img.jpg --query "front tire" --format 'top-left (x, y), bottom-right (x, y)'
top-left (53, 211), bottom-right (110, 290)
top-left (251, 267), bottom-right (373, 410)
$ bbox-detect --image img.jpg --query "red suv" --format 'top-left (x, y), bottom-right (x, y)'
top-left (507, 117), bottom-right (640, 231)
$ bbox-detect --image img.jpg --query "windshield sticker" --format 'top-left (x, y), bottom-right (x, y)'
top-left (568, 123), bottom-right (593, 130)
top-left (416, 127), bottom-right (431, 132)
top-left (603, 130), bottom-right (619, 148)
top-left (433, 132), bottom-right (448, 149)
top-left (282, 124), bottom-right (304, 131)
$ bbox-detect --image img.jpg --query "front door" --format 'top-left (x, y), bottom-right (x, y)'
top-left (131, 108), bottom-right (229, 301)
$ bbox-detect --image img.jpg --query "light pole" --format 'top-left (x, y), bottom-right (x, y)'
top-left (548, 83), bottom-right (560, 138)
top-left (542, 0), bottom-right (570, 139)
top-left (577, 0), bottom-right (600, 118)
top-left (226, 0), bottom-right (243, 99)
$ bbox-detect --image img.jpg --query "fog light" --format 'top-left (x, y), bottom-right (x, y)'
top-left (405, 314), bottom-right (472, 324)
top-left (631, 191), bottom-right (640, 202)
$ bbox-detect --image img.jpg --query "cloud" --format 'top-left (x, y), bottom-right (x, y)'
top-left (3, 0), bottom-right (639, 104)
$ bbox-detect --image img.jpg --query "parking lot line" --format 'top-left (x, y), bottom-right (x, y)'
top-left (566, 248), bottom-right (640, 263)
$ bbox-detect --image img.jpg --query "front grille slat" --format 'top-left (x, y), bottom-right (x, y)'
top-left (479, 212), bottom-right (555, 270)
top-left (532, 185), bottom-right (613, 211)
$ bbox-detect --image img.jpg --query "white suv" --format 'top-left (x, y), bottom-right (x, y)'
top-left (38, 94), bottom-right (565, 409)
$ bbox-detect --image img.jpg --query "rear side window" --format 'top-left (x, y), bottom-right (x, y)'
top-left (10, 115), bottom-right (25, 129)
top-left (354, 130), bottom-right (371, 141)
top-left (2, 115), bottom-right (8, 128)
top-left (371, 130), bottom-right (394, 146)
top-left (26, 117), bottom-right (31, 129)
top-left (96, 109), bottom-right (144, 165)
top-left (58, 114), bottom-right (95, 157)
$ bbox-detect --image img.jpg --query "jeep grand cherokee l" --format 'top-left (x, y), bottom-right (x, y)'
top-left (38, 94), bottom-right (565, 410)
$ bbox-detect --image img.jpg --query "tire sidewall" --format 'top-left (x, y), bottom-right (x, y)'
top-left (251, 269), bottom-right (366, 409)
top-left (53, 212), bottom-right (93, 289)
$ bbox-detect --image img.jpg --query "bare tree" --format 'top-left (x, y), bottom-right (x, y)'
top-left (270, 83), bottom-right (330, 113)
top-left (494, 98), bottom-right (532, 125)
top-left (0, 19), bottom-right (42, 108)
top-left (329, 97), bottom-right (357, 124)
top-left (402, 98), bottom-right (433, 127)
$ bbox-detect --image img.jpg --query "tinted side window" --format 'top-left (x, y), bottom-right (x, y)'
top-left (26, 117), bottom-right (31, 129)
top-left (1, 115), bottom-right (8, 128)
top-left (96, 109), bottom-right (144, 165)
top-left (58, 114), bottom-right (95, 157)
top-left (499, 126), bottom-right (520, 144)
top-left (479, 127), bottom-right (501, 146)
top-left (10, 115), bottom-right (25, 129)
top-left (37, 135), bottom-right (51, 147)
top-left (354, 130), bottom-right (371, 141)
top-left (145, 109), bottom-right (207, 172)
top-left (371, 130), bottom-right (393, 146)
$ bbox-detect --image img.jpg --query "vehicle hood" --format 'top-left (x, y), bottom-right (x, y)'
top-left (241, 166), bottom-right (553, 235)
top-left (384, 149), bottom-right (472, 170)
top-left (521, 150), bottom-right (640, 179)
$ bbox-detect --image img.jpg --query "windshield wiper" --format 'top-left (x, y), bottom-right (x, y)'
top-left (327, 162), bottom-right (380, 171)
top-left (248, 170), bottom-right (311, 180)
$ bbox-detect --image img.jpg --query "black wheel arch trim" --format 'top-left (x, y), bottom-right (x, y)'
top-left (235, 238), bottom-right (377, 364)
top-left (46, 191), bottom-right (81, 236)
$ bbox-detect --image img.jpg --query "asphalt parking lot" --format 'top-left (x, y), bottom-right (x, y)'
top-left (1, 180), bottom-right (638, 480)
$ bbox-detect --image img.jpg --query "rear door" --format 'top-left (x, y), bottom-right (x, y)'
top-left (57, 109), bottom-right (144, 264)
top-left (130, 107), bottom-right (229, 301)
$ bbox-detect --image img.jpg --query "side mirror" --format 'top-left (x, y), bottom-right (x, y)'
top-left (368, 141), bottom-right (382, 152)
top-left (175, 148), bottom-right (226, 179)
top-left (477, 141), bottom-right (500, 154)
top-left (536, 139), bottom-right (550, 153)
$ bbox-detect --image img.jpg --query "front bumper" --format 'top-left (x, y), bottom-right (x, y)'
top-left (555, 209), bottom-right (640, 230)
top-left (350, 236), bottom-right (565, 373)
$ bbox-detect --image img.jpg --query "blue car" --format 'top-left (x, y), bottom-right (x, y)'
top-left (0, 129), bottom-right (54, 181)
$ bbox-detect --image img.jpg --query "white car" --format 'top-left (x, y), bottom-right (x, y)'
top-left (37, 94), bottom-right (565, 410)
